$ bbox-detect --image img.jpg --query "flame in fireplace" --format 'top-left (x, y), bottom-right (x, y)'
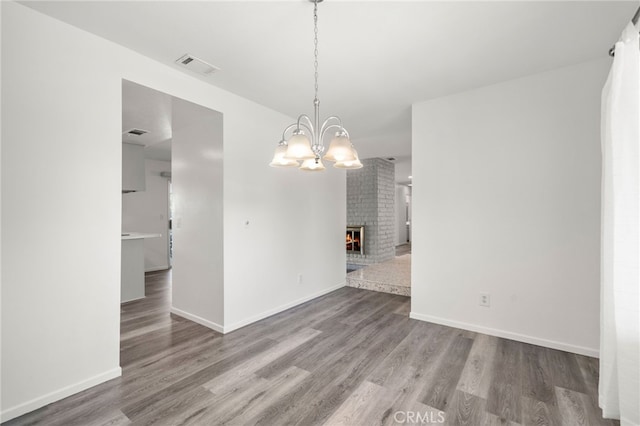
top-left (346, 226), bottom-right (364, 254)
top-left (346, 233), bottom-right (360, 249)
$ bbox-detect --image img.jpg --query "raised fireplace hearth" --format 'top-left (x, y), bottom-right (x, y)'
top-left (346, 226), bottom-right (364, 255)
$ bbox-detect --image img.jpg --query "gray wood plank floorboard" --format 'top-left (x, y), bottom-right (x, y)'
top-left (3, 270), bottom-right (618, 426)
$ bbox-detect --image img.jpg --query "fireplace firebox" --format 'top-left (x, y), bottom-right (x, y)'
top-left (346, 226), bottom-right (365, 255)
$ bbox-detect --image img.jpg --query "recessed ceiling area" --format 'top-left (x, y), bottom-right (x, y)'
top-left (27, 1), bottom-right (638, 183)
top-left (122, 80), bottom-right (172, 162)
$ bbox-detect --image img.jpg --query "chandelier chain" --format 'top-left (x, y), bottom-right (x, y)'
top-left (313, 0), bottom-right (319, 102)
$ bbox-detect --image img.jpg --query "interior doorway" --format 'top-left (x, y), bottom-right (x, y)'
top-left (120, 79), bottom-right (224, 362)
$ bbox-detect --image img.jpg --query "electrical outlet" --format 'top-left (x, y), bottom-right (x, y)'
top-left (297, 274), bottom-right (303, 285)
top-left (479, 293), bottom-right (491, 307)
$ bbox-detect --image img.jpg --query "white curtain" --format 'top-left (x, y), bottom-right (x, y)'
top-left (600, 21), bottom-right (640, 426)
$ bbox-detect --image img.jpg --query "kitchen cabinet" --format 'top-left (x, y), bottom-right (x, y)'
top-left (121, 232), bottom-right (161, 302)
top-left (122, 142), bottom-right (146, 192)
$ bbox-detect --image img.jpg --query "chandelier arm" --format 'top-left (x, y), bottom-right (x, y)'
top-left (281, 123), bottom-right (299, 141)
top-left (320, 123), bottom-right (350, 142)
top-left (320, 115), bottom-right (344, 130)
top-left (280, 120), bottom-right (315, 145)
top-left (296, 114), bottom-right (315, 133)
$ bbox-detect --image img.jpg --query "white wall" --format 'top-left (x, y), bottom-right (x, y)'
top-left (223, 111), bottom-right (346, 330)
top-left (411, 58), bottom-right (609, 357)
top-left (395, 185), bottom-right (409, 245)
top-left (2, 3), bottom-right (122, 421)
top-left (1, 2), bottom-right (345, 421)
top-left (122, 159), bottom-right (171, 271)
top-left (0, 1), bottom-right (4, 413)
top-left (171, 99), bottom-right (224, 330)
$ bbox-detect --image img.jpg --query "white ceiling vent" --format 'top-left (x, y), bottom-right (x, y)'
top-left (175, 54), bottom-right (220, 76)
top-left (124, 128), bottom-right (149, 136)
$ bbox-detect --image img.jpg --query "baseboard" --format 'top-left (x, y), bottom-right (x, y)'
top-left (170, 306), bottom-right (224, 333)
top-left (121, 295), bottom-right (145, 304)
top-left (0, 367), bottom-right (122, 423)
top-left (145, 265), bottom-right (170, 273)
top-left (223, 282), bottom-right (346, 334)
top-left (409, 312), bottom-right (599, 358)
top-left (171, 282), bottom-right (346, 334)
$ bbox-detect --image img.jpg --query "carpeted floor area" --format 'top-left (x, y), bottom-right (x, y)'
top-left (346, 254), bottom-right (411, 296)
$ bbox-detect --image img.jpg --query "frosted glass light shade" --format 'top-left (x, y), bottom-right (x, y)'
top-left (300, 157), bottom-right (326, 172)
top-left (334, 148), bottom-right (363, 169)
top-left (269, 144), bottom-right (300, 167)
top-left (284, 132), bottom-right (315, 160)
top-left (323, 133), bottom-right (356, 163)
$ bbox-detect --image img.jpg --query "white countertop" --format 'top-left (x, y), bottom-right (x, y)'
top-left (121, 232), bottom-right (162, 240)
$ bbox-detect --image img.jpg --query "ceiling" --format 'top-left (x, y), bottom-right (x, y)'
top-left (122, 80), bottom-right (173, 162)
top-left (24, 1), bottom-right (637, 184)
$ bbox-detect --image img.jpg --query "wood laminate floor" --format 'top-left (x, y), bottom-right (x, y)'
top-left (5, 270), bottom-right (616, 426)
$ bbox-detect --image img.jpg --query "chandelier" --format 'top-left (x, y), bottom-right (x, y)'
top-left (269, 0), bottom-right (362, 172)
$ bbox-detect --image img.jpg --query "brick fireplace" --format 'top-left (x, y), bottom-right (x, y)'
top-left (346, 158), bottom-right (395, 265)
